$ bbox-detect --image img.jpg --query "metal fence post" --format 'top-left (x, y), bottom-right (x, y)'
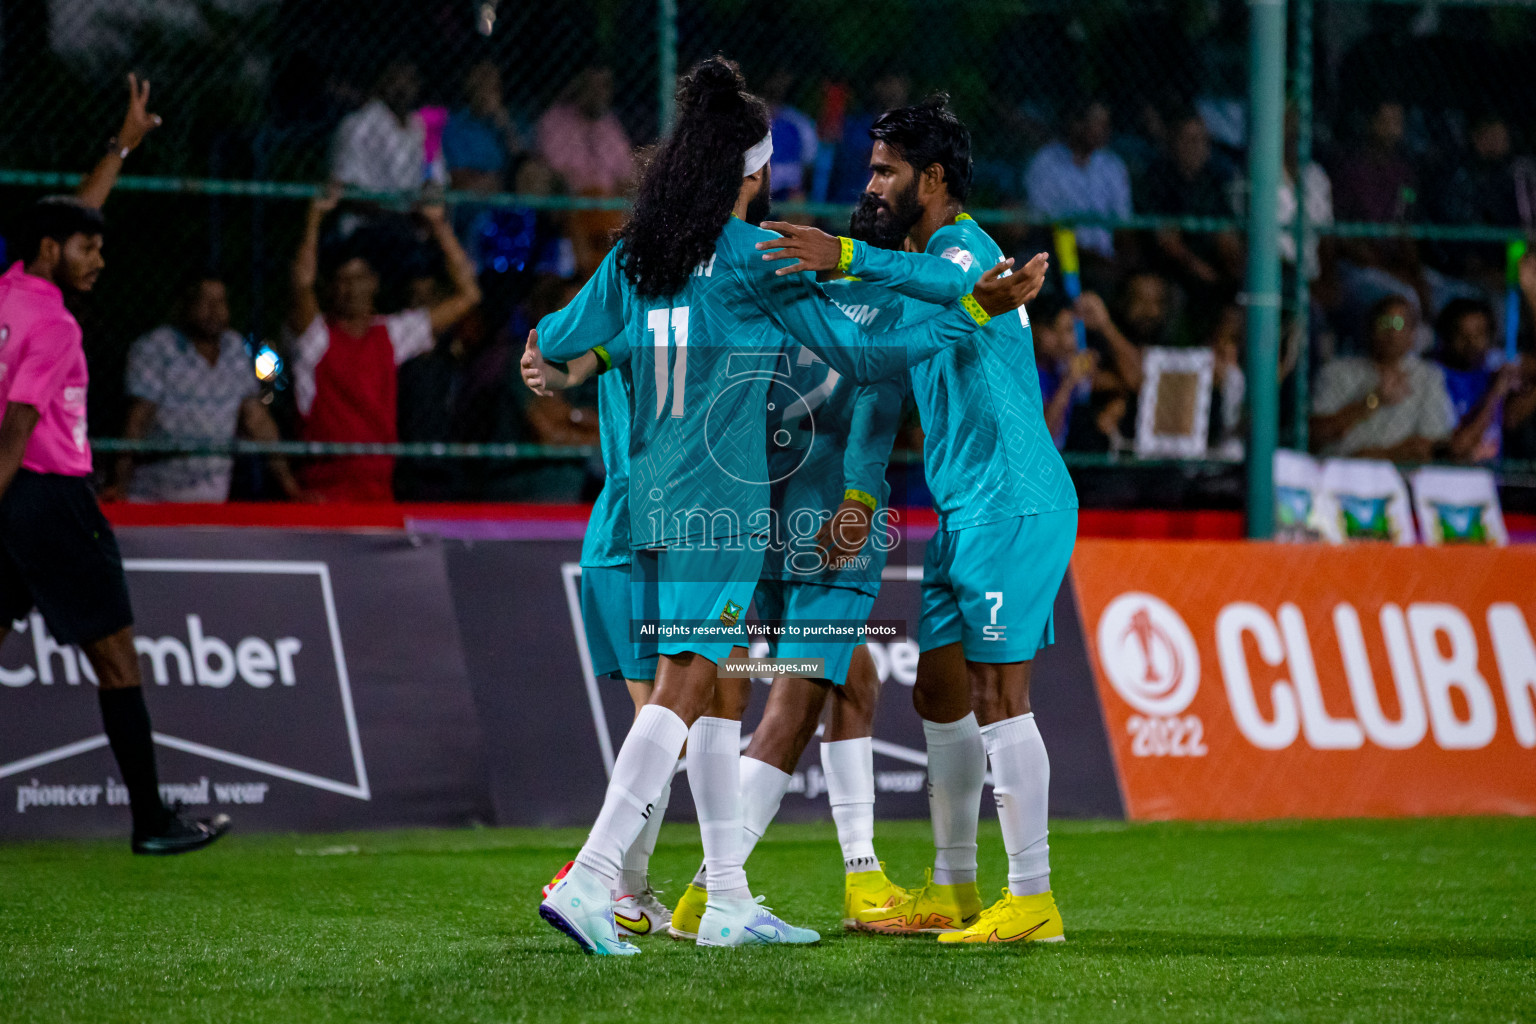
top-left (1245, 0), bottom-right (1288, 540)
top-left (658, 0), bottom-right (677, 136)
top-left (1290, 0), bottom-right (1314, 453)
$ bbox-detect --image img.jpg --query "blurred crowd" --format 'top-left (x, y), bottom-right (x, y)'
top-left (96, 47), bottom-right (1536, 504)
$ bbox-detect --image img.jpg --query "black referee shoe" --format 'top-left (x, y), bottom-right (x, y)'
top-left (131, 805), bottom-right (232, 856)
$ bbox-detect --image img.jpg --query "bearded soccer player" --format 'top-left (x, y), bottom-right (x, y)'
top-left (527, 57), bottom-right (1040, 956)
top-left (759, 96), bottom-right (1079, 944)
top-left (0, 77), bottom-right (230, 855)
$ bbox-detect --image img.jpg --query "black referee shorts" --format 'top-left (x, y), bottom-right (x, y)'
top-left (0, 470), bottom-right (134, 646)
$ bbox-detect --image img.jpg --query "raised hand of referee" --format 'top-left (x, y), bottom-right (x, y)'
top-left (78, 73), bottom-right (163, 210)
top-left (116, 73), bottom-right (163, 153)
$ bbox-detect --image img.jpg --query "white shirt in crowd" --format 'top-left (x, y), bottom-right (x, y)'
top-left (331, 99), bottom-right (447, 193)
top-left (1277, 162), bottom-right (1333, 283)
top-left (124, 326), bottom-right (258, 502)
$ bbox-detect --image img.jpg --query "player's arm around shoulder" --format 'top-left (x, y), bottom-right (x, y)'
top-left (755, 219), bottom-right (973, 305)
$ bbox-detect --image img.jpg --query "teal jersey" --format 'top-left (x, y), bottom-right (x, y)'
top-left (579, 365), bottom-right (633, 568)
top-left (761, 304), bottom-right (905, 596)
top-left (845, 216), bottom-right (1079, 529)
top-left (537, 218), bottom-right (989, 550)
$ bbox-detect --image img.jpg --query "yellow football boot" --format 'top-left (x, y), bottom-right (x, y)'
top-left (853, 870), bottom-right (981, 934)
top-left (667, 882), bottom-right (709, 940)
top-left (936, 888), bottom-right (1065, 944)
top-left (842, 864), bottom-right (912, 930)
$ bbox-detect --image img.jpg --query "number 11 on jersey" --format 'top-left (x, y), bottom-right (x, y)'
top-left (647, 306), bottom-right (689, 419)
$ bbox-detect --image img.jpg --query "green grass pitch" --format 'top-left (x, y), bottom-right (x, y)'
top-left (3, 818), bottom-right (1533, 1022)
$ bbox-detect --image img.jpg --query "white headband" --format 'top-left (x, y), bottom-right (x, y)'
top-left (743, 132), bottom-right (773, 177)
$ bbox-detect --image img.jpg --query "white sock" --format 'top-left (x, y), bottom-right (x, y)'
top-left (616, 764), bottom-right (673, 897)
top-left (923, 714), bottom-right (985, 887)
top-left (574, 705), bottom-right (689, 889)
top-left (687, 716), bottom-right (751, 901)
top-left (981, 713), bottom-right (1051, 895)
top-left (690, 756), bottom-right (789, 888)
top-left (821, 737), bottom-right (878, 874)
top-left (739, 756), bottom-right (792, 865)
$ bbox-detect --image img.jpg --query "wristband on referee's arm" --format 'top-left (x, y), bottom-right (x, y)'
top-left (836, 236), bottom-right (856, 274)
top-left (843, 488), bottom-right (878, 512)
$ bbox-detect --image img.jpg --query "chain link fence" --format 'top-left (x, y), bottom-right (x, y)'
top-left (0, 0), bottom-right (1533, 508)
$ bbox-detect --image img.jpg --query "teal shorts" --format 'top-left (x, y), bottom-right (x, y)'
top-left (918, 509), bottom-right (1078, 663)
top-left (754, 578), bottom-right (876, 685)
top-left (580, 563), bottom-right (655, 682)
top-left (631, 542), bottom-right (759, 665)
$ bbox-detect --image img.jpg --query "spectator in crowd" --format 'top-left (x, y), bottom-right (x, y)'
top-left (1434, 113), bottom-right (1529, 282)
top-left (1071, 288), bottom-right (1147, 452)
top-left (536, 67), bottom-right (634, 275)
top-left (1504, 254), bottom-right (1536, 459)
top-left (1333, 100), bottom-right (1418, 224)
top-left (1203, 299), bottom-right (1247, 458)
top-left (395, 295), bottom-right (528, 501)
top-left (1436, 113), bottom-right (1523, 229)
top-left (1032, 292), bottom-right (1097, 450)
top-left (443, 60), bottom-right (526, 196)
top-left (762, 67), bottom-right (819, 201)
top-left (457, 154), bottom-right (579, 291)
top-left (1140, 111), bottom-right (1242, 300)
top-left (1433, 297), bottom-right (1535, 462)
top-left (1114, 270), bottom-right (1174, 350)
top-left (331, 59), bottom-right (446, 194)
top-left (1025, 99), bottom-right (1132, 264)
top-left (287, 192), bottom-right (480, 501)
top-left (1311, 294), bottom-right (1455, 460)
top-left (1278, 106), bottom-right (1334, 286)
top-left (111, 275), bottom-right (301, 503)
top-left (536, 66), bottom-right (633, 194)
top-left (827, 72), bottom-right (910, 203)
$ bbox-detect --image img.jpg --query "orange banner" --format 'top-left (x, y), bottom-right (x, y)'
top-left (1072, 541), bottom-right (1536, 819)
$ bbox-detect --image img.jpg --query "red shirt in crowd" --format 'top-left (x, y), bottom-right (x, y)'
top-left (291, 309), bottom-right (433, 501)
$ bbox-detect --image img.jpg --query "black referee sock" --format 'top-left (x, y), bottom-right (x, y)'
top-left (97, 687), bottom-right (170, 837)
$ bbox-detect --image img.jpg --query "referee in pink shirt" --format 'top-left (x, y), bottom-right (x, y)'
top-left (0, 77), bottom-right (228, 854)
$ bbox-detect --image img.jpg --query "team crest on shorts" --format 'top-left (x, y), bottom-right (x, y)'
top-left (719, 600), bottom-right (743, 627)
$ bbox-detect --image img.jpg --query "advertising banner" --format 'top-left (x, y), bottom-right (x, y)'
top-left (442, 538), bottom-right (1124, 828)
top-left (1073, 540), bottom-right (1536, 819)
top-left (1, 530), bottom-right (492, 839)
top-left (2, 526), bottom-right (1121, 839)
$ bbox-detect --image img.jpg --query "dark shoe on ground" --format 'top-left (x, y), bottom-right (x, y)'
top-left (131, 805), bottom-right (231, 856)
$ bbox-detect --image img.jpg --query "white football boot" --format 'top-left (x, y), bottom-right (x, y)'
top-left (538, 862), bottom-right (641, 956)
top-left (696, 895), bottom-right (821, 947)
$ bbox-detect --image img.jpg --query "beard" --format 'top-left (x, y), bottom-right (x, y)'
top-left (850, 179), bottom-right (921, 251)
top-left (745, 167), bottom-right (772, 226)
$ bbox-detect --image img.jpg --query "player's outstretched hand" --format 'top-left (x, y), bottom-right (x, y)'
top-left (521, 330), bottom-right (556, 396)
top-left (117, 73), bottom-right (162, 153)
top-left (755, 222), bottom-right (844, 276)
top-left (971, 253), bottom-right (1050, 318)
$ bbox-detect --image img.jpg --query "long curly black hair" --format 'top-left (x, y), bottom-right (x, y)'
top-left (618, 56), bottom-right (769, 298)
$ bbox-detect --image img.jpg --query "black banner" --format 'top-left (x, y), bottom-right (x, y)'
top-left (1, 530), bottom-right (492, 839)
top-left (2, 527), bottom-right (1121, 839)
